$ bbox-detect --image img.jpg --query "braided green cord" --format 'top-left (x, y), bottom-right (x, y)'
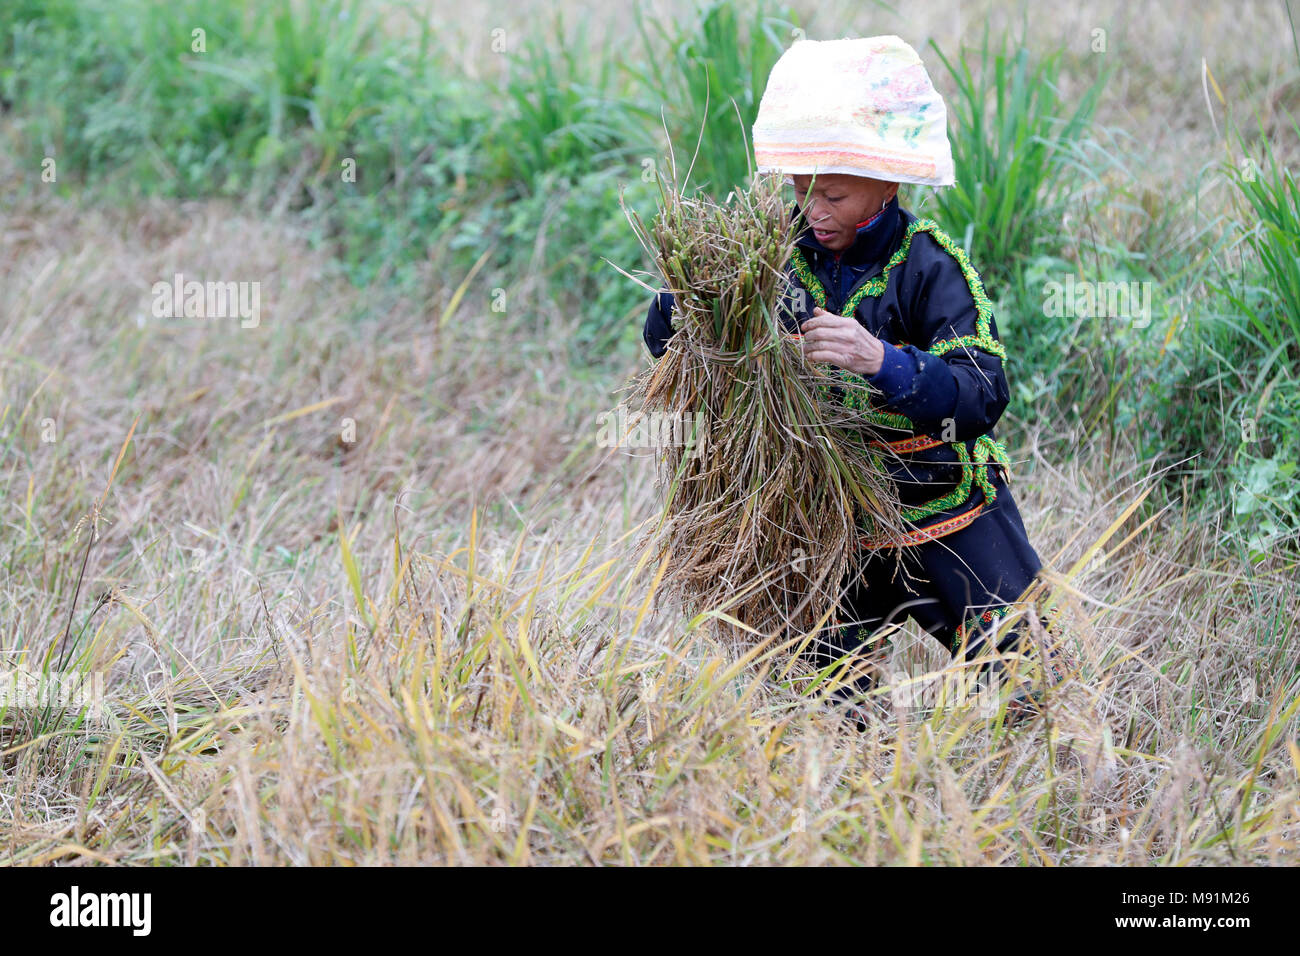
top-left (900, 440), bottom-right (975, 522)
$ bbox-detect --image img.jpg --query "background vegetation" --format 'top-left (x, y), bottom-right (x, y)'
top-left (0, 0), bottom-right (1296, 864)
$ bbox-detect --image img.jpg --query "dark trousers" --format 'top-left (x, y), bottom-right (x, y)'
top-left (806, 473), bottom-right (1052, 697)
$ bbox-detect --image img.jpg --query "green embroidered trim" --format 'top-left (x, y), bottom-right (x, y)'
top-left (792, 226), bottom-right (1013, 522)
top-left (789, 220), bottom-right (1007, 360)
top-left (930, 333), bottom-right (1006, 359)
top-left (845, 230), bottom-right (916, 303)
top-left (979, 434), bottom-right (1012, 469)
top-left (790, 248), bottom-right (826, 309)
top-left (860, 405), bottom-right (914, 431)
top-left (831, 368), bottom-right (913, 430)
top-left (951, 604), bottom-right (1016, 653)
top-left (971, 434), bottom-right (1009, 504)
top-left (915, 225), bottom-right (1007, 361)
top-left (793, 245), bottom-right (918, 430)
top-left (901, 440), bottom-right (974, 522)
top-left (898, 433), bottom-right (1006, 524)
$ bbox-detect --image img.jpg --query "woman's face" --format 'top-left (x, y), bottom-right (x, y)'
top-left (790, 174), bottom-right (899, 252)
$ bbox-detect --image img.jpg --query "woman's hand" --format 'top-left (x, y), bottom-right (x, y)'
top-left (798, 307), bottom-right (885, 376)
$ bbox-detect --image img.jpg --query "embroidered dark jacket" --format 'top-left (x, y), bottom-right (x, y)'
top-left (642, 196), bottom-right (1013, 543)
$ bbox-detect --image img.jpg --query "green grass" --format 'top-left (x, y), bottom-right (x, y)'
top-left (0, 0), bottom-right (798, 354)
top-left (1214, 131), bottom-right (1300, 552)
top-left (628, 0), bottom-right (800, 196)
top-left (926, 28), bottom-right (1109, 285)
top-left (1, 0), bottom-right (392, 197)
top-left (486, 15), bottom-right (636, 192)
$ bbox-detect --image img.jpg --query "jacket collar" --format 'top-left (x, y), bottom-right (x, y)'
top-left (792, 195), bottom-right (903, 268)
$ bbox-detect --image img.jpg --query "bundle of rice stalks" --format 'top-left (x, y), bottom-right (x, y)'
top-left (625, 172), bottom-right (906, 644)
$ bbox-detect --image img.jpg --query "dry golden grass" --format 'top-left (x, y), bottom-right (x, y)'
top-left (1, 171), bottom-right (1296, 864)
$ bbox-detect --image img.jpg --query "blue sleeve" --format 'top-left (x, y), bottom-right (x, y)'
top-left (881, 343), bottom-right (1007, 440)
top-left (866, 340), bottom-right (918, 400)
top-left (643, 291), bottom-right (676, 358)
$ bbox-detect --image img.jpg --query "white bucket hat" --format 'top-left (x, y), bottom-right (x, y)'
top-left (752, 35), bottom-right (956, 187)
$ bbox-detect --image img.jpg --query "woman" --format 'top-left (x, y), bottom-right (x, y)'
top-left (644, 36), bottom-right (1063, 726)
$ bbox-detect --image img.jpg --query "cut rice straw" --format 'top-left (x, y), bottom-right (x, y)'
top-left (624, 169), bottom-right (907, 647)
